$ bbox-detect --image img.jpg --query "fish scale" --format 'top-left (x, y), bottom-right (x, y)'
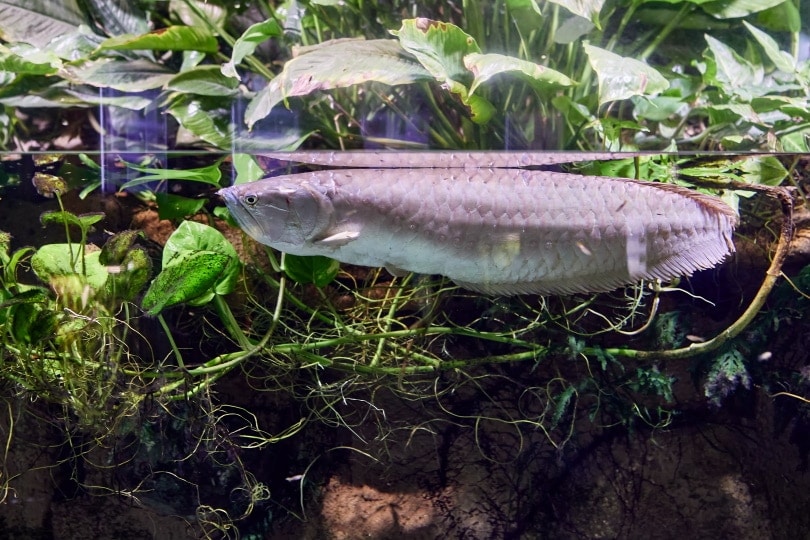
top-left (218, 167), bottom-right (737, 295)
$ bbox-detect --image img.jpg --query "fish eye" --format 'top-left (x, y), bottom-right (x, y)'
top-left (243, 194), bottom-right (258, 205)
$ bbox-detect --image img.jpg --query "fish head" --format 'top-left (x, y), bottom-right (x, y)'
top-left (218, 178), bottom-right (333, 250)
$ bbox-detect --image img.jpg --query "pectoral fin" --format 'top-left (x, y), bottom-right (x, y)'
top-left (314, 230), bottom-right (360, 247)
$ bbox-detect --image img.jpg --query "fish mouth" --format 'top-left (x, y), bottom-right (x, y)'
top-left (217, 187), bottom-right (264, 239)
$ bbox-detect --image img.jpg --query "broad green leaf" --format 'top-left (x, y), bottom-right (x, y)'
top-left (46, 26), bottom-right (105, 61)
top-left (222, 19), bottom-right (282, 79)
top-left (703, 35), bottom-right (763, 99)
top-left (99, 26), bottom-right (218, 53)
top-left (392, 19), bottom-right (494, 123)
top-left (630, 95), bottom-right (686, 122)
top-left (0, 44), bottom-right (61, 75)
top-left (780, 129), bottom-right (810, 152)
top-left (583, 43), bottom-right (669, 106)
top-left (169, 0), bottom-right (226, 29)
top-left (392, 18), bottom-right (481, 85)
top-left (0, 0), bottom-right (85, 48)
top-left (465, 52), bottom-right (574, 96)
top-left (141, 251), bottom-right (231, 315)
top-left (700, 0), bottom-right (785, 19)
top-left (233, 154), bottom-right (265, 184)
top-left (64, 58), bottom-right (174, 92)
top-left (246, 39), bottom-right (430, 128)
top-left (737, 156), bottom-right (787, 186)
top-left (553, 15), bottom-right (596, 44)
top-left (167, 96), bottom-right (233, 149)
top-left (754, 0), bottom-right (800, 33)
top-left (167, 65), bottom-right (239, 96)
top-left (547, 0), bottom-right (605, 26)
top-left (31, 244), bottom-right (108, 290)
top-left (284, 255), bottom-right (340, 287)
top-left (162, 220), bottom-right (240, 297)
top-left (155, 193), bottom-right (206, 220)
top-left (743, 21), bottom-right (795, 73)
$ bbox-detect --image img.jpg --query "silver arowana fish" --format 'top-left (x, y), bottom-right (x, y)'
top-left (218, 165), bottom-right (737, 295)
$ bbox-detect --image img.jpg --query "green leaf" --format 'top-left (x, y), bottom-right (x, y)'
top-left (547, 0), bottom-right (605, 26)
top-left (700, 0), bottom-right (786, 19)
top-left (166, 65), bottom-right (239, 96)
top-left (743, 21), bottom-right (795, 73)
top-left (222, 19), bottom-right (282, 79)
top-left (284, 255), bottom-right (340, 287)
top-left (464, 52), bottom-right (574, 96)
top-left (167, 95), bottom-right (233, 149)
top-left (162, 220), bottom-right (240, 297)
top-left (118, 161), bottom-right (222, 190)
top-left (233, 153), bottom-right (265, 184)
top-left (245, 39), bottom-right (430, 129)
top-left (31, 244), bottom-right (108, 290)
top-left (393, 18), bottom-right (480, 86)
top-left (80, 0), bottom-right (148, 36)
top-left (737, 156), bottom-right (788, 186)
top-left (583, 43), bottom-right (669, 106)
top-left (392, 18), bottom-right (495, 123)
top-left (64, 58), bottom-right (175, 92)
top-left (155, 192), bottom-right (206, 220)
top-left (99, 26), bottom-right (218, 53)
top-left (0, 0), bottom-right (85, 48)
top-left (141, 251), bottom-right (231, 315)
top-left (703, 34), bottom-right (763, 99)
top-left (780, 128), bottom-right (810, 152)
top-left (40, 211), bottom-right (104, 231)
top-left (0, 44), bottom-right (61, 75)
top-left (46, 26), bottom-right (104, 60)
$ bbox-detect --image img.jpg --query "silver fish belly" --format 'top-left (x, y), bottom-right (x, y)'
top-left (218, 168), bottom-right (737, 295)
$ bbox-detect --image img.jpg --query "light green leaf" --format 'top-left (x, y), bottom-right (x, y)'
top-left (704, 34), bottom-right (763, 98)
top-left (0, 44), bottom-right (61, 75)
top-left (392, 19), bottom-right (495, 123)
top-left (31, 244), bottom-right (108, 290)
top-left (246, 39), bottom-right (430, 128)
top-left (583, 43), bottom-right (669, 106)
top-left (738, 156), bottom-right (788, 186)
top-left (465, 52), bottom-right (574, 96)
top-left (743, 21), bottom-right (795, 73)
top-left (233, 154), bottom-right (265, 184)
top-left (167, 96), bottom-right (233, 149)
top-left (167, 65), bottom-right (239, 96)
top-left (46, 26), bottom-right (104, 61)
top-left (0, 0), bottom-right (85, 48)
top-left (392, 18), bottom-right (481, 84)
top-left (700, 0), bottom-right (785, 19)
top-left (546, 0), bottom-right (605, 26)
top-left (64, 58), bottom-right (175, 92)
top-left (99, 26), bottom-right (218, 53)
top-left (222, 19), bottom-right (282, 79)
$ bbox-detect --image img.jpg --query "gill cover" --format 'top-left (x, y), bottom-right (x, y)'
top-left (244, 180), bottom-right (333, 247)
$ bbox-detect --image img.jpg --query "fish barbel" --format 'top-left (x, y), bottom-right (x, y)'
top-left (218, 168), bottom-right (737, 295)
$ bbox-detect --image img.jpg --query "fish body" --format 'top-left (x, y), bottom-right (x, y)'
top-left (218, 168), bottom-right (737, 295)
